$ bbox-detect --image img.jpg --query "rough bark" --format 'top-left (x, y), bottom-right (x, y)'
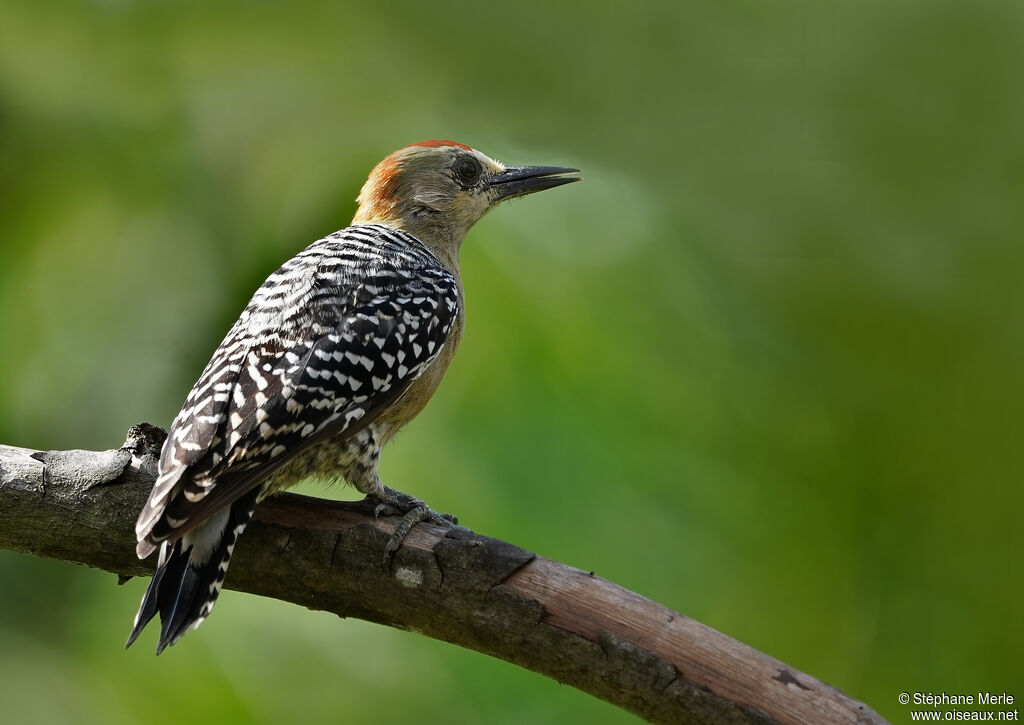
top-left (0, 424), bottom-right (887, 725)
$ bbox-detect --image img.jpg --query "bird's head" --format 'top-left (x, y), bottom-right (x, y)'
top-left (353, 140), bottom-right (579, 262)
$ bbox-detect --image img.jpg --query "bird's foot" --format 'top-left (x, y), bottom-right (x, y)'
top-left (373, 486), bottom-right (460, 566)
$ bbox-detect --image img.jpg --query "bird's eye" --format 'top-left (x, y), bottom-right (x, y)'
top-left (454, 156), bottom-right (482, 186)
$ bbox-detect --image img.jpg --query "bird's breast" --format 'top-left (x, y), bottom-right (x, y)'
top-left (375, 308), bottom-right (464, 443)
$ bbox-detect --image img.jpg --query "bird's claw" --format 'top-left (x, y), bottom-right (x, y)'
top-left (374, 487), bottom-right (460, 567)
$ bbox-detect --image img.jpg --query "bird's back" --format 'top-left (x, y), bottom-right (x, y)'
top-left (136, 224), bottom-right (461, 555)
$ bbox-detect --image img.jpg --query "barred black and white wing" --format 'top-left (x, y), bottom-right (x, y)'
top-left (127, 224), bottom-right (459, 652)
top-left (136, 224), bottom-right (459, 552)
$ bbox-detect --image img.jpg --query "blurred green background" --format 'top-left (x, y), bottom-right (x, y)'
top-left (1, 0), bottom-right (1021, 722)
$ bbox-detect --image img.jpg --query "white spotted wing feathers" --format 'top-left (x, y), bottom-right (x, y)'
top-left (135, 224), bottom-right (460, 556)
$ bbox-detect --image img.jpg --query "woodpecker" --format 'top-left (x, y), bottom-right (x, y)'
top-left (126, 140), bottom-right (579, 653)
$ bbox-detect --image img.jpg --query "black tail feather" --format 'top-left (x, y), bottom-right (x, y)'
top-left (125, 547), bottom-right (171, 649)
top-left (156, 545), bottom-right (201, 654)
top-left (126, 488), bottom-right (260, 653)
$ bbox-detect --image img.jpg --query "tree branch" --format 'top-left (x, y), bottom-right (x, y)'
top-left (0, 425), bottom-right (886, 725)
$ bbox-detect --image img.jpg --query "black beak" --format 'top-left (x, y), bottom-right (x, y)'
top-left (488, 165), bottom-right (581, 202)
